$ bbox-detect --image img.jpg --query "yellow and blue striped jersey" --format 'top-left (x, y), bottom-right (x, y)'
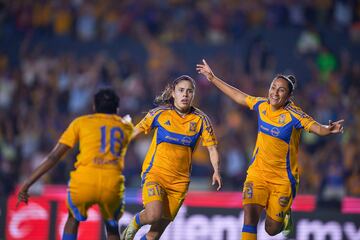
top-left (245, 96), bottom-right (315, 197)
top-left (137, 106), bottom-right (217, 183)
top-left (59, 113), bottom-right (134, 171)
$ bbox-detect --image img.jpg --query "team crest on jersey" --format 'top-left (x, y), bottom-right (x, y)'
top-left (243, 182), bottom-right (253, 199)
top-left (262, 110), bottom-right (266, 115)
top-left (164, 120), bottom-right (171, 126)
top-left (148, 187), bottom-right (155, 197)
top-left (279, 114), bottom-right (286, 124)
top-left (279, 196), bottom-right (290, 207)
top-left (189, 122), bottom-right (197, 132)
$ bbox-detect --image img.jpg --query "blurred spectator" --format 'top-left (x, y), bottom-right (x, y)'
top-left (350, 22), bottom-right (360, 43)
top-left (222, 136), bottom-right (247, 190)
top-left (297, 24), bottom-right (322, 56)
top-left (53, 3), bottom-right (73, 36)
top-left (333, 0), bottom-right (353, 29)
top-left (347, 169), bottom-right (360, 197)
top-left (192, 145), bottom-right (213, 178)
top-left (320, 161), bottom-right (346, 203)
top-left (287, 1), bottom-right (306, 26)
top-left (76, 3), bottom-right (97, 41)
top-left (316, 46), bottom-right (337, 83)
top-left (0, 113), bottom-right (18, 196)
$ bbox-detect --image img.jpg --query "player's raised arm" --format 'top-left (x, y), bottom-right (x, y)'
top-left (309, 119), bottom-right (344, 136)
top-left (17, 143), bottom-right (70, 207)
top-left (196, 59), bottom-right (248, 107)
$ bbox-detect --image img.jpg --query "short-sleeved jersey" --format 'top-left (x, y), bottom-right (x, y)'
top-left (59, 113), bottom-right (134, 171)
top-left (245, 96), bottom-right (315, 197)
top-left (137, 106), bottom-right (217, 183)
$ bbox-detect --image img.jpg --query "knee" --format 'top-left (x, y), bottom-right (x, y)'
top-left (265, 221), bottom-right (282, 236)
top-left (145, 232), bottom-right (160, 240)
top-left (265, 227), bottom-right (279, 236)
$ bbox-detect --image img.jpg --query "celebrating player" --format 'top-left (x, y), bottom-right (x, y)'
top-left (17, 89), bottom-right (134, 240)
top-left (121, 75), bottom-right (222, 240)
top-left (197, 59), bottom-right (344, 239)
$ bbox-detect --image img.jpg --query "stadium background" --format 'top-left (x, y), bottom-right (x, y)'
top-left (0, 0), bottom-right (359, 239)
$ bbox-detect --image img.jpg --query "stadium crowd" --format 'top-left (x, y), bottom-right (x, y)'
top-left (0, 0), bottom-right (360, 208)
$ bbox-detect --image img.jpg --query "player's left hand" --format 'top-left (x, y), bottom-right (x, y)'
top-left (196, 59), bottom-right (216, 82)
top-left (328, 119), bottom-right (344, 134)
top-left (212, 172), bottom-right (222, 191)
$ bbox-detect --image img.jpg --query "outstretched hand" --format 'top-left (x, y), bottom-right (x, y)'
top-left (196, 59), bottom-right (215, 81)
top-left (328, 119), bottom-right (344, 134)
top-left (16, 187), bottom-right (29, 208)
top-left (212, 172), bottom-right (222, 191)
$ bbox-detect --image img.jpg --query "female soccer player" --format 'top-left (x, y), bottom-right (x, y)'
top-left (197, 59), bottom-right (344, 239)
top-left (121, 75), bottom-right (222, 240)
top-left (17, 89), bottom-right (134, 240)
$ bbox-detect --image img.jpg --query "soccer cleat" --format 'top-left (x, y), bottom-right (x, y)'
top-left (282, 209), bottom-right (294, 237)
top-left (120, 224), bottom-right (139, 240)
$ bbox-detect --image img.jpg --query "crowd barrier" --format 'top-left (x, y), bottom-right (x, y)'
top-left (1, 185), bottom-right (359, 240)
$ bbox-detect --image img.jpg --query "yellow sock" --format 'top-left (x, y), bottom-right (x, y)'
top-left (242, 225), bottom-right (257, 240)
top-left (242, 232), bottom-right (257, 240)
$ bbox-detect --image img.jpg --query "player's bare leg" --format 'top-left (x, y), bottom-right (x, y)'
top-left (141, 201), bottom-right (163, 224)
top-left (242, 204), bottom-right (263, 240)
top-left (264, 215), bottom-right (283, 236)
top-left (62, 212), bottom-right (79, 240)
top-left (121, 201), bottom-right (163, 240)
top-left (143, 218), bottom-right (171, 240)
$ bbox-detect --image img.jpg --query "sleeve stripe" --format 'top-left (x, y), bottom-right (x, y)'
top-left (285, 105), bottom-right (309, 118)
top-left (148, 106), bottom-right (171, 116)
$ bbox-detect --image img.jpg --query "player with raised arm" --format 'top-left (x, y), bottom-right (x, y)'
top-left (197, 59), bottom-right (344, 239)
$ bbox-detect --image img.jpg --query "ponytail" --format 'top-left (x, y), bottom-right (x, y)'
top-left (154, 84), bottom-right (173, 106)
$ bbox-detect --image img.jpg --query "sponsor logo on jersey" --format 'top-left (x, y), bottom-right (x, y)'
top-left (165, 136), bottom-right (179, 142)
top-left (270, 127), bottom-right (280, 136)
top-left (181, 137), bottom-right (192, 144)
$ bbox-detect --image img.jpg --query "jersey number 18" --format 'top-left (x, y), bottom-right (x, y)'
top-left (100, 126), bottom-right (124, 157)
